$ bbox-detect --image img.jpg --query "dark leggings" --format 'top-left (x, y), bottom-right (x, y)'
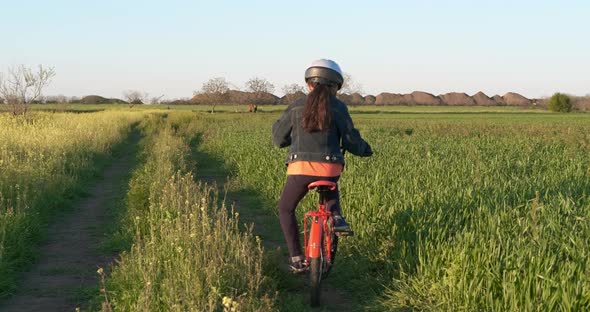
top-left (278, 175), bottom-right (341, 258)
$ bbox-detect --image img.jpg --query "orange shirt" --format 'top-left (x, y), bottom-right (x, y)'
top-left (287, 161), bottom-right (343, 177)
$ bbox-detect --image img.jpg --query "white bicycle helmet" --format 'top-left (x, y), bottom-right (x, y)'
top-left (304, 59), bottom-right (344, 90)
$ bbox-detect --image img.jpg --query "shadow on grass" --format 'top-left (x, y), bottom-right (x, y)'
top-left (188, 133), bottom-right (347, 311)
top-left (33, 109), bottom-right (106, 114)
top-left (187, 131), bottom-right (424, 311)
top-left (97, 127), bottom-right (143, 254)
top-left (83, 126), bottom-right (147, 311)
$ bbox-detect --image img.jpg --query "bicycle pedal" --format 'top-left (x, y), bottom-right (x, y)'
top-left (335, 230), bottom-right (354, 237)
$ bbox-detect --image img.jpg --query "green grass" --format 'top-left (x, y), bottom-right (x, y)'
top-left (186, 126), bottom-right (338, 311)
top-left (0, 111), bottom-right (143, 298)
top-left (4, 107), bottom-right (588, 311)
top-left (185, 111), bottom-right (590, 311)
top-left (101, 113), bottom-right (276, 311)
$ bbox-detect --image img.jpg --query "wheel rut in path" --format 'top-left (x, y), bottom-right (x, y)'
top-left (192, 147), bottom-right (353, 311)
top-left (230, 195), bottom-right (353, 311)
top-left (0, 131), bottom-right (140, 312)
top-left (226, 185), bottom-right (354, 311)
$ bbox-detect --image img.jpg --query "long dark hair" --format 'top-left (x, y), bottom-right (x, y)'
top-left (301, 83), bottom-right (333, 132)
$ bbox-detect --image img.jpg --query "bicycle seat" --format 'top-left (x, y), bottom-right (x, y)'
top-left (308, 181), bottom-right (337, 191)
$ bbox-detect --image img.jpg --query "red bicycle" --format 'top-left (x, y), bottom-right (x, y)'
top-left (304, 180), bottom-right (353, 306)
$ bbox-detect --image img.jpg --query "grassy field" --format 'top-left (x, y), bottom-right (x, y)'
top-left (1, 106), bottom-right (588, 311)
top-left (101, 113), bottom-right (275, 311)
top-left (187, 111), bottom-right (590, 311)
top-left (0, 111), bottom-right (144, 297)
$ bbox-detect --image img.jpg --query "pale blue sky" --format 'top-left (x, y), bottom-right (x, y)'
top-left (1, 0), bottom-right (588, 99)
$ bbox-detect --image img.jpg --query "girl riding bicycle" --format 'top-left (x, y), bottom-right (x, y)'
top-left (272, 59), bottom-right (373, 273)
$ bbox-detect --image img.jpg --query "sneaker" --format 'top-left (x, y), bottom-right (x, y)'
top-left (332, 215), bottom-right (351, 232)
top-left (289, 255), bottom-right (308, 274)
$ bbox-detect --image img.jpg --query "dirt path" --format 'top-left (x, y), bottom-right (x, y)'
top-left (0, 132), bottom-right (139, 312)
top-left (196, 175), bottom-right (353, 311)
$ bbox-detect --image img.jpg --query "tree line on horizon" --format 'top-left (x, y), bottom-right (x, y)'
top-left (1, 64), bottom-right (589, 114)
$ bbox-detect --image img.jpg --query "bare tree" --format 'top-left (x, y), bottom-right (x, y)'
top-left (282, 83), bottom-right (306, 95)
top-left (245, 77), bottom-right (275, 105)
top-left (55, 94), bottom-right (67, 103)
top-left (0, 64), bottom-right (56, 116)
top-left (246, 77), bottom-right (275, 94)
top-left (282, 83), bottom-right (307, 104)
top-left (149, 94), bottom-right (165, 105)
top-left (68, 96), bottom-right (80, 103)
top-left (44, 94), bottom-right (70, 111)
top-left (197, 77), bottom-right (230, 113)
top-left (123, 90), bottom-right (148, 107)
top-left (44, 95), bottom-right (58, 103)
top-left (340, 72), bottom-right (363, 95)
top-left (44, 95), bottom-right (67, 104)
top-left (33, 95), bottom-right (46, 104)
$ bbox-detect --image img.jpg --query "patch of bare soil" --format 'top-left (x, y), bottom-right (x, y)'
top-left (0, 133), bottom-right (138, 312)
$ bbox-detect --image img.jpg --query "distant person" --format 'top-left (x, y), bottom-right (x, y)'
top-left (249, 103), bottom-right (254, 113)
top-left (254, 104), bottom-right (258, 113)
top-left (272, 59), bottom-right (373, 273)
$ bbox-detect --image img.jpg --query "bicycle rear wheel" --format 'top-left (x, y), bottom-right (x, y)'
top-left (322, 230), bottom-right (338, 278)
top-left (310, 230), bottom-right (337, 306)
top-left (309, 257), bottom-right (322, 306)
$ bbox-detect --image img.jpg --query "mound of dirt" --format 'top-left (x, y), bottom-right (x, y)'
top-left (491, 95), bottom-right (506, 106)
top-left (280, 91), bottom-right (306, 104)
top-left (337, 93), bottom-right (352, 104)
top-left (350, 93), bottom-right (365, 105)
top-left (188, 89), bottom-right (536, 107)
top-left (410, 91), bottom-right (442, 105)
top-left (503, 92), bottom-right (531, 106)
top-left (440, 92), bottom-right (475, 106)
top-left (374, 92), bottom-right (441, 105)
top-left (191, 91), bottom-right (212, 104)
top-left (109, 98), bottom-right (128, 104)
top-left (572, 96), bottom-right (590, 111)
top-left (375, 92), bottom-right (406, 105)
top-left (364, 95), bottom-right (376, 105)
top-left (80, 95), bottom-right (109, 104)
top-left (227, 90), bottom-right (250, 104)
top-left (472, 91), bottom-right (496, 106)
top-left (192, 90), bottom-right (279, 105)
top-left (338, 93), bottom-right (365, 106)
top-left (235, 90), bottom-right (280, 105)
top-left (80, 95), bottom-right (128, 104)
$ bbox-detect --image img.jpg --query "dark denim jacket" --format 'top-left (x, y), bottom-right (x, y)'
top-left (272, 96), bottom-right (372, 165)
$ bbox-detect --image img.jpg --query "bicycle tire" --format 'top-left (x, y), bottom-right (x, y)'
top-left (322, 229), bottom-right (338, 278)
top-left (309, 257), bottom-right (322, 306)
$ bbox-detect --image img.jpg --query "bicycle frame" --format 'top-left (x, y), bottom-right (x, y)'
top-left (304, 191), bottom-right (334, 266)
top-left (304, 180), bottom-right (346, 307)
